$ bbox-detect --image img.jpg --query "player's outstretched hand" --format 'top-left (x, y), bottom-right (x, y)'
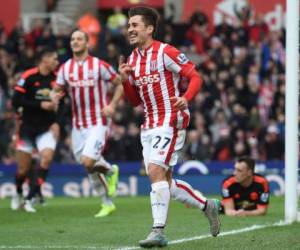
top-left (101, 103), bottom-right (116, 118)
top-left (118, 55), bottom-right (132, 82)
top-left (170, 96), bottom-right (188, 111)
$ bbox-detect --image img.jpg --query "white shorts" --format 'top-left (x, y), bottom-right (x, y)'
top-left (141, 126), bottom-right (186, 173)
top-left (16, 131), bottom-right (57, 154)
top-left (72, 125), bottom-right (108, 163)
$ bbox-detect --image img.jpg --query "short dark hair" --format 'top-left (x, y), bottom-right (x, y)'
top-left (128, 6), bottom-right (159, 37)
top-left (36, 47), bottom-right (56, 63)
top-left (237, 156), bottom-right (255, 172)
top-left (70, 29), bottom-right (89, 41)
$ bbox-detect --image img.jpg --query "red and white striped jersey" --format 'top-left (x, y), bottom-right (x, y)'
top-left (127, 40), bottom-right (195, 129)
top-left (56, 55), bottom-right (116, 129)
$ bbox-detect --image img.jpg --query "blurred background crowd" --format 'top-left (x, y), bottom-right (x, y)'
top-left (0, 1), bottom-right (287, 164)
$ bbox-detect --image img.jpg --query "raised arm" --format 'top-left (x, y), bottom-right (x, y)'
top-left (118, 55), bottom-right (142, 107)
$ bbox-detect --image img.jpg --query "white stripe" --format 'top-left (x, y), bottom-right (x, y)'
top-left (147, 83), bottom-right (158, 127)
top-left (63, 59), bottom-right (71, 81)
top-left (83, 60), bottom-right (91, 126)
top-left (139, 87), bottom-right (149, 128)
top-left (128, 53), bottom-right (134, 64)
top-left (73, 63), bottom-right (82, 127)
top-left (145, 47), bottom-right (153, 75)
top-left (134, 53), bottom-right (141, 77)
top-left (1, 221), bottom-right (288, 250)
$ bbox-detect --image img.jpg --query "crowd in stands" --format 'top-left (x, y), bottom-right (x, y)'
top-left (0, 4), bottom-right (287, 164)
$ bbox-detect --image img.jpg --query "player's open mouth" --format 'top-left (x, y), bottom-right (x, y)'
top-left (128, 34), bottom-right (137, 38)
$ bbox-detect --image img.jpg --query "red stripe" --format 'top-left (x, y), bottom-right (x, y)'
top-left (98, 61), bottom-right (107, 125)
top-left (88, 57), bottom-right (97, 125)
top-left (142, 86), bottom-right (154, 128)
top-left (78, 64), bottom-right (87, 128)
top-left (180, 110), bottom-right (190, 129)
top-left (176, 181), bottom-right (206, 205)
top-left (69, 60), bottom-right (79, 129)
top-left (14, 86), bottom-right (26, 93)
top-left (21, 67), bottom-right (38, 79)
top-left (165, 128), bottom-right (178, 164)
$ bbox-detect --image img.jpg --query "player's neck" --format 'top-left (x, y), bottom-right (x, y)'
top-left (240, 177), bottom-right (253, 188)
top-left (73, 51), bottom-right (89, 62)
top-left (138, 38), bottom-right (154, 51)
top-left (38, 65), bottom-right (50, 75)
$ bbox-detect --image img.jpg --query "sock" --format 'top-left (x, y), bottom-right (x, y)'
top-left (94, 157), bottom-right (114, 176)
top-left (170, 179), bottom-right (207, 210)
top-left (37, 168), bottom-right (49, 184)
top-left (26, 183), bottom-right (36, 201)
top-left (32, 167), bottom-right (49, 199)
top-left (88, 172), bottom-right (113, 206)
top-left (150, 181), bottom-right (170, 229)
top-left (15, 173), bottom-right (26, 196)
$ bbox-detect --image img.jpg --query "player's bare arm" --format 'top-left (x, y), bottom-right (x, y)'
top-left (101, 76), bottom-right (124, 117)
top-left (235, 207), bottom-right (268, 216)
top-left (223, 199), bottom-right (239, 216)
top-left (118, 55), bottom-right (141, 107)
top-left (118, 55), bottom-right (132, 82)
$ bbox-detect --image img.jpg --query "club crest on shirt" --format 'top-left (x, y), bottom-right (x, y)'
top-left (150, 60), bottom-right (157, 71)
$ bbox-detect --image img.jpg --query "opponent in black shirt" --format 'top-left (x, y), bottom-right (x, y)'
top-left (221, 156), bottom-right (269, 216)
top-left (11, 47), bottom-right (60, 213)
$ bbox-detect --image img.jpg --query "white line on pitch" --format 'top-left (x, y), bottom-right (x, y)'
top-left (0, 221), bottom-right (290, 250)
top-left (115, 220), bottom-right (289, 250)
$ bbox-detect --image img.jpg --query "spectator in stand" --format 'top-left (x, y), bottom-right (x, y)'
top-left (77, 12), bottom-right (101, 50)
top-left (107, 6), bottom-right (127, 36)
top-left (184, 7), bottom-right (210, 55)
top-left (183, 130), bottom-right (212, 161)
top-left (248, 13), bottom-right (269, 45)
top-left (262, 124), bottom-right (284, 160)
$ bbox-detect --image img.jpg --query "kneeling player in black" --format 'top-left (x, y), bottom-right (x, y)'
top-left (11, 47), bottom-right (60, 212)
top-left (221, 156), bottom-right (270, 216)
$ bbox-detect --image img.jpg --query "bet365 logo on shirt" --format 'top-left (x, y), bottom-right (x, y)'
top-left (135, 74), bottom-right (160, 86)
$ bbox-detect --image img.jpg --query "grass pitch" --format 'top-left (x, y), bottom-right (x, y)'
top-left (0, 196), bottom-right (299, 249)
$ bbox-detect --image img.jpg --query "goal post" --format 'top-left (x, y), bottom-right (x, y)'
top-left (285, 0), bottom-right (299, 223)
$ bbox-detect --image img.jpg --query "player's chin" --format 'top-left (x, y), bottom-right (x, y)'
top-left (128, 38), bottom-right (138, 46)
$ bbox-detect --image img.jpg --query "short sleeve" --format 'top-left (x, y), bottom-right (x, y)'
top-left (14, 75), bottom-right (26, 93)
top-left (221, 184), bottom-right (232, 200)
top-left (163, 45), bottom-right (195, 76)
top-left (56, 65), bottom-right (65, 86)
top-left (221, 176), bottom-right (235, 202)
top-left (100, 60), bottom-right (117, 81)
top-left (258, 178), bottom-right (270, 207)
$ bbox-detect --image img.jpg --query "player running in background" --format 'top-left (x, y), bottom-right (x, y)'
top-left (11, 47), bottom-right (60, 213)
top-left (52, 30), bottom-right (122, 218)
top-left (119, 6), bottom-right (221, 248)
